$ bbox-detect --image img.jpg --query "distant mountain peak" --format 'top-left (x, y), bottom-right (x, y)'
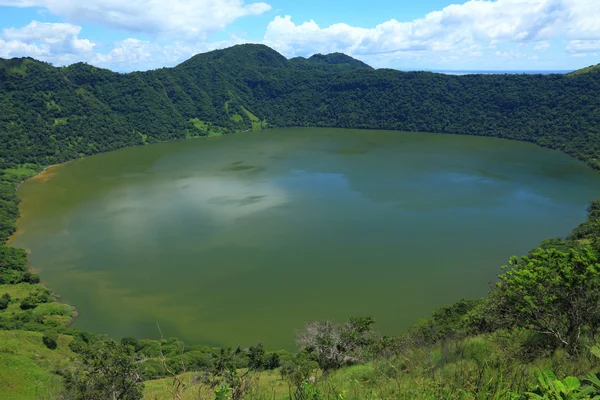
top-left (177, 43), bottom-right (289, 70)
top-left (290, 52), bottom-right (372, 72)
top-left (0, 57), bottom-right (53, 76)
top-left (308, 53), bottom-right (370, 67)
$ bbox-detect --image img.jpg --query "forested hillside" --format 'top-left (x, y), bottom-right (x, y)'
top-left (2, 44), bottom-right (600, 170)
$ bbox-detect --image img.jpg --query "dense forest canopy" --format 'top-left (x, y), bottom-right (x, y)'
top-left (1, 43), bottom-right (600, 171)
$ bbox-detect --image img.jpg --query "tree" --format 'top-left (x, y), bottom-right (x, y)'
top-left (246, 343), bottom-right (265, 370)
top-left (296, 317), bottom-right (376, 371)
top-left (264, 352), bottom-right (280, 370)
top-left (491, 246), bottom-right (600, 354)
top-left (62, 339), bottom-right (144, 400)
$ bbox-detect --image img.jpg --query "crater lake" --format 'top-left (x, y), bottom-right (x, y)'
top-left (11, 128), bottom-right (600, 349)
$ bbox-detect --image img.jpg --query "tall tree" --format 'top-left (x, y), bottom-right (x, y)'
top-left (491, 246), bottom-right (600, 354)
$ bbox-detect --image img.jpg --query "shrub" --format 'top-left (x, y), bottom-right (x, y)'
top-left (0, 293), bottom-right (9, 310)
top-left (20, 295), bottom-right (39, 310)
top-left (43, 331), bottom-right (58, 350)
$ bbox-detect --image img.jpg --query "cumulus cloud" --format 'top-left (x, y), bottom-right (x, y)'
top-left (0, 38), bottom-right (45, 58)
top-left (0, 0), bottom-right (271, 39)
top-left (1, 0), bottom-right (600, 70)
top-left (566, 39), bottom-right (600, 54)
top-left (89, 37), bottom-right (248, 71)
top-left (0, 21), bottom-right (95, 60)
top-left (0, 19), bottom-right (247, 69)
top-left (566, 0), bottom-right (600, 39)
top-left (263, 0), bottom-right (595, 60)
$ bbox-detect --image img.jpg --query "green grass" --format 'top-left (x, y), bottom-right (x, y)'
top-left (230, 113), bottom-right (244, 123)
top-left (0, 283), bottom-right (77, 328)
top-left (2, 166), bottom-right (39, 180)
top-left (241, 106), bottom-right (267, 131)
top-left (0, 58), bottom-right (32, 76)
top-left (143, 370), bottom-right (291, 400)
top-left (569, 64), bottom-right (600, 75)
top-left (0, 283), bottom-right (46, 300)
top-left (0, 327), bottom-right (595, 400)
top-left (140, 332), bottom-right (600, 400)
top-left (189, 118), bottom-right (207, 131)
top-left (0, 330), bottom-right (75, 400)
top-left (189, 118), bottom-right (226, 137)
top-left (135, 130), bottom-right (149, 144)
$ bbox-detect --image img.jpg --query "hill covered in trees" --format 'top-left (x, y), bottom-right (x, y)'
top-left (1, 43), bottom-right (600, 170)
top-left (3, 44), bottom-right (600, 399)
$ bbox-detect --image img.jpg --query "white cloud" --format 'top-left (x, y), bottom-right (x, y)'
top-left (0, 0), bottom-right (271, 40)
top-left (0, 19), bottom-right (248, 69)
top-left (566, 39), bottom-right (600, 54)
top-left (263, 0), bottom-right (574, 59)
top-left (263, 0), bottom-right (600, 68)
top-left (89, 37), bottom-right (248, 71)
top-left (2, 0), bottom-right (600, 70)
top-left (0, 21), bottom-right (94, 60)
top-left (566, 0), bottom-right (600, 39)
top-left (0, 38), bottom-right (45, 58)
top-left (534, 41), bottom-right (551, 50)
top-left (92, 38), bottom-right (156, 66)
top-left (3, 21), bottom-right (95, 52)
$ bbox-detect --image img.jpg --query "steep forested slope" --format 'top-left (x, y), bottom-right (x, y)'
top-left (1, 43), bottom-right (600, 170)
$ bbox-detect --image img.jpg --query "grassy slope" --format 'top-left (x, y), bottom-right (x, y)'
top-left (0, 283), bottom-right (77, 328)
top-left (141, 341), bottom-right (590, 400)
top-left (0, 330), bottom-right (585, 400)
top-left (568, 63), bottom-right (600, 75)
top-left (0, 330), bottom-right (75, 400)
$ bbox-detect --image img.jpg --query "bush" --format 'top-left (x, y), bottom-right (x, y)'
top-left (43, 331), bottom-right (58, 350)
top-left (20, 295), bottom-right (39, 310)
top-left (0, 293), bottom-right (9, 310)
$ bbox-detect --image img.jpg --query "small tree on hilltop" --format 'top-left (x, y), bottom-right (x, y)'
top-left (491, 246), bottom-right (600, 355)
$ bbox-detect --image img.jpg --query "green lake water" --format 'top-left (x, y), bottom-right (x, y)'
top-left (12, 128), bottom-right (600, 349)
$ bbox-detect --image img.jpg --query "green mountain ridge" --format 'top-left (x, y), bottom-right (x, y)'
top-left (1, 43), bottom-right (600, 172)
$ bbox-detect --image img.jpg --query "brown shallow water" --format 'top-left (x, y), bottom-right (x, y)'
top-left (12, 128), bottom-right (600, 349)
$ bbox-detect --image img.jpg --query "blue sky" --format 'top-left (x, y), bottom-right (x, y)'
top-left (0, 0), bottom-right (598, 72)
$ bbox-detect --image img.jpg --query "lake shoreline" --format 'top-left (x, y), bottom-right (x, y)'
top-left (11, 128), bottom-right (600, 347)
top-left (8, 162), bottom-right (69, 246)
top-left (7, 160), bottom-right (80, 328)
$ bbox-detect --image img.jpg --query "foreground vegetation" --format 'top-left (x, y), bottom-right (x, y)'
top-left (1, 44), bottom-right (600, 398)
